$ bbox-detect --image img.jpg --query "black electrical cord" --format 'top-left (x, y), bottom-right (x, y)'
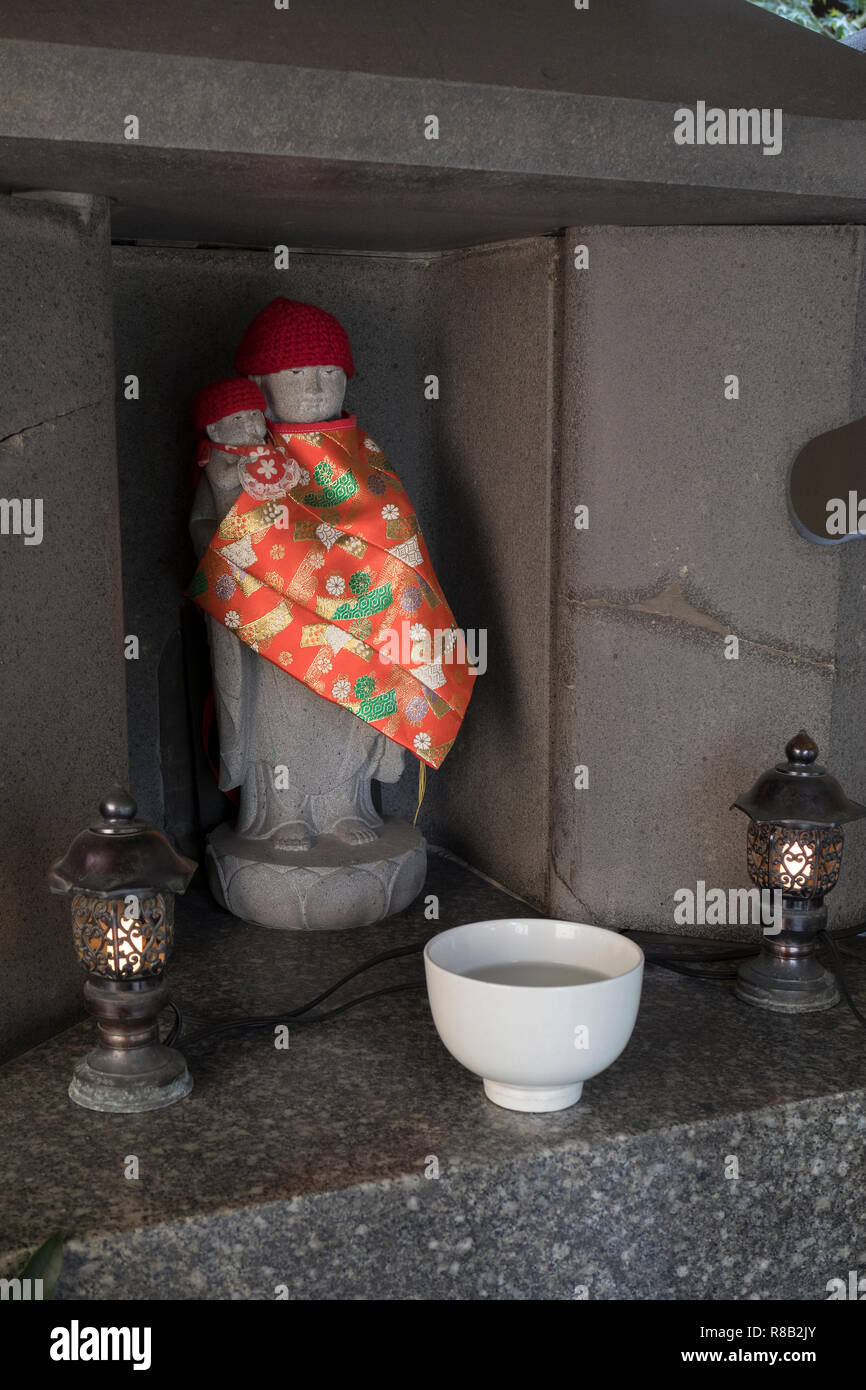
top-left (627, 932), bottom-right (758, 981)
top-left (164, 996), bottom-right (183, 1048)
top-left (169, 939), bottom-right (428, 1049)
top-left (648, 961), bottom-right (742, 981)
top-left (819, 929), bottom-right (866, 1029)
top-left (819, 917), bottom-right (866, 941)
top-left (641, 950), bottom-right (757, 980)
top-left (639, 925), bottom-right (866, 1028)
top-left (163, 918), bottom-right (866, 1048)
top-left (640, 922), bottom-right (866, 1026)
top-left (641, 946), bottom-right (757, 962)
top-left (181, 981), bottom-right (426, 1049)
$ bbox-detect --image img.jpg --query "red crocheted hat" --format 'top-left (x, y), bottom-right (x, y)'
top-left (193, 378), bottom-right (267, 433)
top-left (234, 298), bottom-right (355, 378)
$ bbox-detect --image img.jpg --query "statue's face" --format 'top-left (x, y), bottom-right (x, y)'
top-left (252, 365), bottom-right (347, 424)
top-left (206, 409), bottom-right (267, 446)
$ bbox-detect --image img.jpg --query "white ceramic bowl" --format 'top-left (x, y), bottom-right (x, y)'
top-left (424, 918), bottom-right (644, 1112)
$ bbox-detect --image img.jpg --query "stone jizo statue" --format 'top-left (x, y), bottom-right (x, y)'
top-left (188, 300), bottom-right (473, 929)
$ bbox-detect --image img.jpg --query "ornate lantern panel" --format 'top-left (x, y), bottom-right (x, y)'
top-left (71, 892), bottom-right (172, 980)
top-left (745, 822), bottom-right (844, 899)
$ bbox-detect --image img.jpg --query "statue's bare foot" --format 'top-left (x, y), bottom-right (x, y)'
top-left (331, 817), bottom-right (381, 846)
top-left (271, 822), bottom-right (313, 852)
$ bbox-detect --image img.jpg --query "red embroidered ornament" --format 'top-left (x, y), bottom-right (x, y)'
top-left (237, 442), bottom-right (301, 500)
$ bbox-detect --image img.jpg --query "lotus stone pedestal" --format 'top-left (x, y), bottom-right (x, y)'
top-left (206, 817), bottom-right (426, 930)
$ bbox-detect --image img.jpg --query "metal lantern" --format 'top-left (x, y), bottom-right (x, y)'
top-left (50, 788), bottom-right (197, 1112)
top-left (732, 730), bottom-right (866, 1013)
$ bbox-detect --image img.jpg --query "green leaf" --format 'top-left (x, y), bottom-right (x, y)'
top-left (18, 1231), bottom-right (68, 1299)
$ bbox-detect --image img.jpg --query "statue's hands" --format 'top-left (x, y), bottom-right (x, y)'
top-left (206, 451), bottom-right (244, 493)
top-left (190, 469), bottom-right (240, 557)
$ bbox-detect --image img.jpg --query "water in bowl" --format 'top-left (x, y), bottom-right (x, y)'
top-left (459, 961), bottom-right (609, 987)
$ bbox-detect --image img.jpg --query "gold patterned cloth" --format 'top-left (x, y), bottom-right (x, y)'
top-left (188, 416), bottom-right (474, 768)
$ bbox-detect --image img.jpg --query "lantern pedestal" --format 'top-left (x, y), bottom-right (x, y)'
top-left (68, 977), bottom-right (192, 1114)
top-left (735, 947), bottom-right (840, 1014)
top-left (735, 899), bottom-right (839, 1014)
top-left (69, 1054), bottom-right (192, 1114)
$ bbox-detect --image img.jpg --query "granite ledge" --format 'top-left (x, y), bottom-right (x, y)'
top-left (1, 856), bottom-right (864, 1299)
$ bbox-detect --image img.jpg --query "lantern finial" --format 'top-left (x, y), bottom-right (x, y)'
top-left (785, 730), bottom-right (818, 766)
top-left (99, 786), bottom-right (138, 821)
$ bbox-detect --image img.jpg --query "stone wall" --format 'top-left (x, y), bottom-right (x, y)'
top-left (0, 193), bottom-right (128, 1062)
top-left (551, 226), bottom-right (866, 935)
top-left (386, 239), bottom-right (557, 907)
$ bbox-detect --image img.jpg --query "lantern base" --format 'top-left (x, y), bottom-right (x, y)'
top-left (69, 1044), bottom-right (192, 1113)
top-left (69, 975), bottom-right (193, 1111)
top-left (735, 949), bottom-right (839, 1014)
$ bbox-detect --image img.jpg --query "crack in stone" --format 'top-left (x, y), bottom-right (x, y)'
top-left (551, 860), bottom-right (573, 899)
top-left (0, 400), bottom-right (105, 449)
top-left (567, 581), bottom-right (835, 674)
top-left (550, 857), bottom-right (594, 920)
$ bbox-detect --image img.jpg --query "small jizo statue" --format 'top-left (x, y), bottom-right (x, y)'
top-left (190, 375), bottom-right (403, 851)
top-left (188, 299), bottom-right (473, 928)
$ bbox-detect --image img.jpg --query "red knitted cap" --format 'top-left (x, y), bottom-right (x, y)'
top-left (193, 378), bottom-right (267, 433)
top-left (234, 298), bottom-right (355, 378)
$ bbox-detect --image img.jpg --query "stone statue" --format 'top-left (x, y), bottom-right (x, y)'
top-left (188, 300), bottom-right (473, 931)
top-left (189, 308), bottom-right (438, 931)
top-left (190, 374), bottom-right (406, 856)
